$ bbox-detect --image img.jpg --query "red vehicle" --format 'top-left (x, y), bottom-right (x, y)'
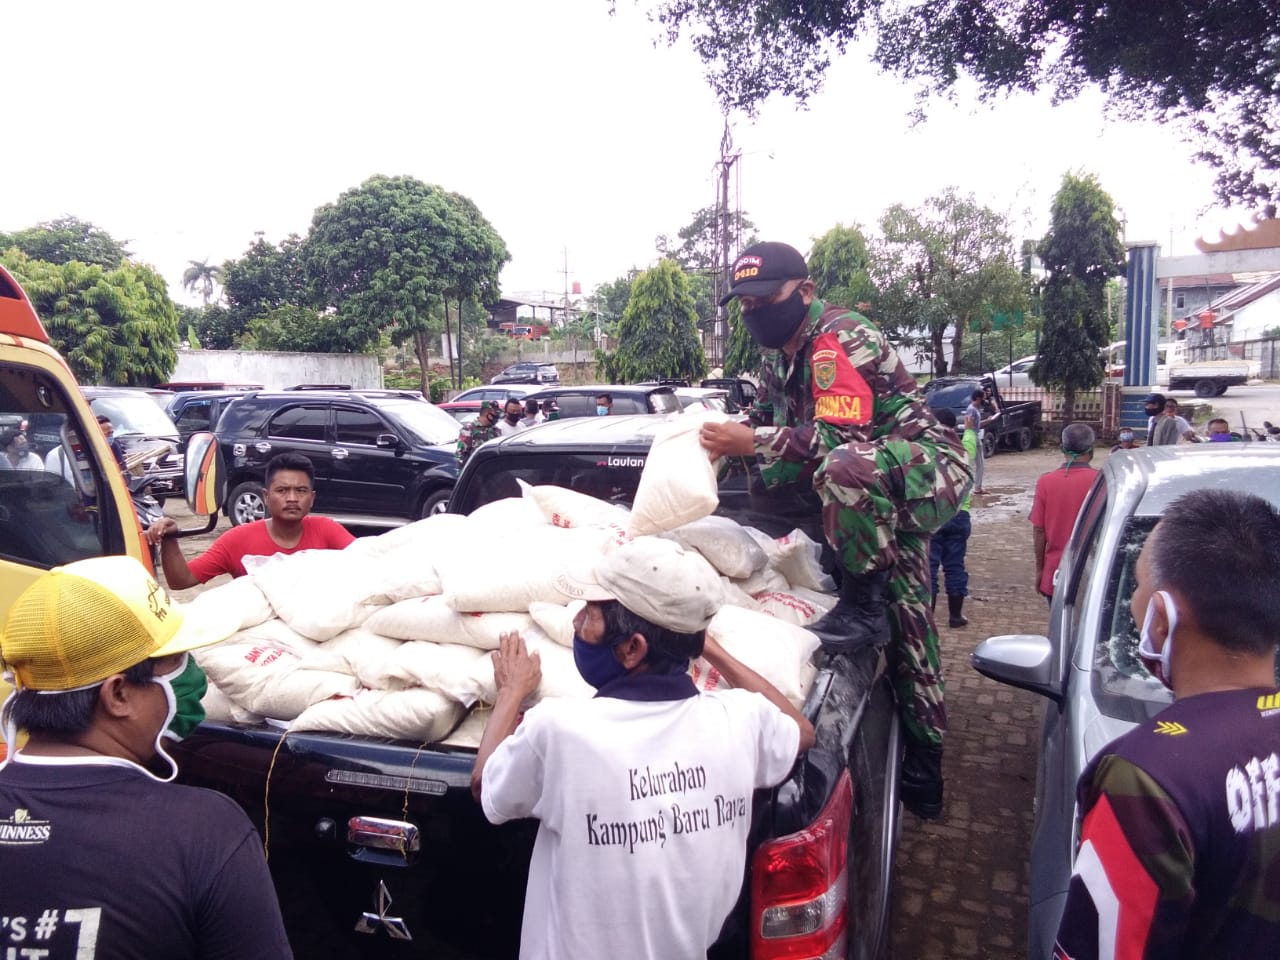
top-left (498, 322), bottom-right (550, 340)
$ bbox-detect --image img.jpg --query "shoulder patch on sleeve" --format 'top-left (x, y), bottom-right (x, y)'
top-left (811, 331), bottom-right (873, 426)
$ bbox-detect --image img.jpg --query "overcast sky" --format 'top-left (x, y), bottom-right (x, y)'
top-left (5, 0), bottom-right (1253, 307)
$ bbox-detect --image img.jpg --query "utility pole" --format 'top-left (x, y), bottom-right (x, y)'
top-left (713, 119), bottom-right (741, 370)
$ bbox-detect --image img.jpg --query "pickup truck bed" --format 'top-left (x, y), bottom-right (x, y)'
top-left (173, 414), bottom-right (901, 959)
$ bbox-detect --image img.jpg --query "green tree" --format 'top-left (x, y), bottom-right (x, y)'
top-left (241, 305), bottom-right (349, 353)
top-left (592, 272), bottom-right (640, 328)
top-left (648, 0), bottom-right (1278, 209)
top-left (0, 216), bottom-right (131, 269)
top-left (2, 249), bottom-right (178, 384)
top-left (304, 175), bottom-right (509, 391)
top-left (873, 189), bottom-right (1026, 376)
top-left (182, 259), bottom-right (222, 306)
top-left (597, 259), bottom-right (708, 382)
top-left (1031, 172), bottom-right (1125, 420)
top-left (220, 234), bottom-right (310, 342)
top-left (808, 224), bottom-right (877, 310)
top-left (179, 304), bottom-right (243, 351)
top-left (722, 298), bottom-right (761, 378)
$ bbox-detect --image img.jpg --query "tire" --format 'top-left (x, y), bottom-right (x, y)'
top-left (228, 481), bottom-right (266, 526)
top-left (419, 488), bottom-right (451, 518)
top-left (1214, 384), bottom-right (1229, 396)
top-left (1194, 379), bottom-right (1217, 398)
top-left (982, 431), bottom-right (997, 459)
top-left (1016, 426), bottom-right (1033, 452)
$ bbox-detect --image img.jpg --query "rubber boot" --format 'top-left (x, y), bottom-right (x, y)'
top-left (947, 594), bottom-right (968, 628)
top-left (901, 741), bottom-right (944, 820)
top-left (930, 591), bottom-right (937, 612)
top-left (809, 570), bottom-right (891, 654)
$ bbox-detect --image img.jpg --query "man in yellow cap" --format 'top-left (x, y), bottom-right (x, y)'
top-left (0, 556), bottom-right (293, 959)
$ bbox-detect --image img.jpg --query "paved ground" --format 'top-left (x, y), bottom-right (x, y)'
top-left (891, 445), bottom-right (1079, 959)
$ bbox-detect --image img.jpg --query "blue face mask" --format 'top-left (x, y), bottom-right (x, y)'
top-left (596, 405), bottom-right (610, 416)
top-left (573, 632), bottom-right (629, 689)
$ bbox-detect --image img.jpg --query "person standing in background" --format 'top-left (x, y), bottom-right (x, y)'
top-left (928, 408), bottom-right (974, 628)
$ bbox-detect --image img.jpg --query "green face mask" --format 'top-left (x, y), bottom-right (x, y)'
top-left (163, 655), bottom-right (208, 741)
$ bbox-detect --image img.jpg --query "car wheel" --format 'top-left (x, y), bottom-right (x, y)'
top-left (1214, 384), bottom-right (1229, 396)
top-left (982, 431), bottom-right (997, 459)
top-left (1193, 379), bottom-right (1217, 398)
top-left (1017, 426), bottom-right (1033, 452)
top-left (228, 481), bottom-right (266, 526)
top-left (419, 488), bottom-right (451, 518)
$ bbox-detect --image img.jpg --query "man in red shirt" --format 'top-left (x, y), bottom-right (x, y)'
top-left (1031, 423), bottom-right (1098, 601)
top-left (149, 452), bottom-right (354, 587)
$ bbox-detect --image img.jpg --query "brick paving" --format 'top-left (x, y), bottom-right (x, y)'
top-left (892, 447), bottom-right (1068, 959)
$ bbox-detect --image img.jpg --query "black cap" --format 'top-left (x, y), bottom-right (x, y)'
top-left (719, 242), bottom-right (809, 305)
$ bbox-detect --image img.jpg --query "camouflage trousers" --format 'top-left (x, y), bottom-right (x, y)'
top-left (814, 434), bottom-right (973, 748)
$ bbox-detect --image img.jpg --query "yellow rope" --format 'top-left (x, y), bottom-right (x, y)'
top-left (262, 729), bottom-right (290, 862)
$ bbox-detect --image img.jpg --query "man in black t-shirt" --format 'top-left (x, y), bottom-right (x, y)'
top-left (0, 556), bottom-right (293, 960)
top-left (1054, 489), bottom-right (1280, 959)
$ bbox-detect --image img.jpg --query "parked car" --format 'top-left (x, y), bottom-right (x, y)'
top-left (165, 389), bottom-right (247, 448)
top-left (524, 384), bottom-right (681, 419)
top-left (701, 377), bottom-right (759, 412)
top-left (437, 400), bottom-right (483, 424)
top-left (214, 389), bottom-right (459, 527)
top-left (489, 362), bottom-right (559, 385)
top-left (673, 386), bottom-right (731, 413)
top-left (80, 386), bottom-right (185, 499)
top-left (970, 445), bottom-right (1280, 959)
top-left (173, 413), bottom-right (901, 960)
top-left (451, 384), bottom-right (543, 404)
top-left (991, 355), bottom-right (1038, 388)
top-left (923, 375), bottom-right (1043, 457)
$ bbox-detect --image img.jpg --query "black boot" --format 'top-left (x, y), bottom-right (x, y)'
top-left (901, 741), bottom-right (944, 820)
top-left (947, 594), bottom-right (968, 628)
top-left (809, 571), bottom-right (891, 654)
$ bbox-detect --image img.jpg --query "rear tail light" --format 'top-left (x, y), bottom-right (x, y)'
top-left (750, 769), bottom-right (853, 959)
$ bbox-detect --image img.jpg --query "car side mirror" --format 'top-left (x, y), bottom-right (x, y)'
top-left (181, 432), bottom-right (224, 534)
top-left (971, 634), bottom-right (1062, 703)
top-left (376, 433), bottom-right (401, 449)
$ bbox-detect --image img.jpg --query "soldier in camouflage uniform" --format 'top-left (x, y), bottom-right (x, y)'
top-left (1055, 489), bottom-right (1280, 958)
top-left (701, 241), bottom-right (971, 819)
top-left (456, 400), bottom-right (502, 469)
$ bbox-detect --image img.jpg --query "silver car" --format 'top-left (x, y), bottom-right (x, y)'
top-left (971, 445), bottom-right (1280, 958)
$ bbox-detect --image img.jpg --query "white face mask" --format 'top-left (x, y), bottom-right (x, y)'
top-left (1136, 590), bottom-right (1177, 689)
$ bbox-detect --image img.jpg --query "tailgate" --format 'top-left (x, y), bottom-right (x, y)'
top-left (174, 722), bottom-right (535, 959)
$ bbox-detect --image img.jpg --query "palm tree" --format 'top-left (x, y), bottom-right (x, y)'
top-left (182, 259), bottom-right (221, 306)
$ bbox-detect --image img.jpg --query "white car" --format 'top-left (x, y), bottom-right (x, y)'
top-left (992, 355), bottom-right (1038, 388)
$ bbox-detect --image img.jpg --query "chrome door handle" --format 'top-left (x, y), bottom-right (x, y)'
top-left (332, 447), bottom-right (348, 459)
top-left (253, 441), bottom-right (272, 454)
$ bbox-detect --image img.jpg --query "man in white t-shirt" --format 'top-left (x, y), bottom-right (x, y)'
top-left (471, 538), bottom-right (816, 960)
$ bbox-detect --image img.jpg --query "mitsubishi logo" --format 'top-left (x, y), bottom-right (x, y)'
top-left (354, 880), bottom-right (412, 940)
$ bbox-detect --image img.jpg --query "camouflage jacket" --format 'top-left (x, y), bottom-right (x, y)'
top-left (748, 300), bottom-right (951, 487)
top-left (1054, 687), bottom-right (1280, 959)
top-left (456, 420), bottom-right (501, 468)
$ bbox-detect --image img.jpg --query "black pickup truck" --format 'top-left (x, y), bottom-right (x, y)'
top-left (923, 374), bottom-right (1043, 458)
top-left (171, 414), bottom-right (901, 960)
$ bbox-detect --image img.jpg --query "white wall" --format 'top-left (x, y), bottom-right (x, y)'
top-left (170, 350), bottom-right (384, 391)
top-left (1231, 290), bottom-right (1280, 342)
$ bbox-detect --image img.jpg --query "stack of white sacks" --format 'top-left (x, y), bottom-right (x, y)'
top-left (187, 414), bottom-right (836, 748)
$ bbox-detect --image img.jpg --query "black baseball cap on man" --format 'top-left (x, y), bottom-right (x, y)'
top-left (718, 242), bottom-right (809, 305)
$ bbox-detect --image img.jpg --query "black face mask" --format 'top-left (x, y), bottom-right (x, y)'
top-left (742, 289), bottom-right (808, 349)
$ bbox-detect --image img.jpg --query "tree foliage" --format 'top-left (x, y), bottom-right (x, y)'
top-left (597, 259), bottom-right (707, 382)
top-left (220, 234), bottom-right (310, 343)
top-left (182, 259), bottom-right (222, 306)
top-left (648, 0), bottom-right (1278, 209)
top-left (1, 249), bottom-right (178, 384)
top-left (722, 297), bottom-right (761, 377)
top-left (872, 189), bottom-right (1025, 376)
top-left (657, 205), bottom-right (757, 272)
top-left (808, 224), bottom-right (876, 311)
top-left (242, 305), bottom-right (348, 353)
top-left (0, 216), bottom-right (131, 269)
top-left (1031, 172), bottom-right (1125, 420)
top-left (304, 175), bottom-right (509, 370)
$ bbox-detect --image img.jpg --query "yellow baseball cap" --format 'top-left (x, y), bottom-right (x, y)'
top-left (1, 556), bottom-right (238, 691)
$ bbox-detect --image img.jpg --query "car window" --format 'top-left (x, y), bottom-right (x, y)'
top-left (267, 405), bottom-right (329, 442)
top-left (334, 406), bottom-right (387, 446)
top-left (1091, 516), bottom-right (1171, 722)
top-left (377, 399), bottom-right (462, 446)
top-left (648, 392), bottom-right (681, 415)
top-left (925, 383), bottom-right (974, 410)
top-left (174, 399), bottom-right (213, 433)
top-left (614, 397), bottom-right (644, 415)
top-left (551, 395), bottom-right (596, 418)
top-left (89, 395), bottom-right (180, 439)
top-left (458, 452), bottom-right (644, 512)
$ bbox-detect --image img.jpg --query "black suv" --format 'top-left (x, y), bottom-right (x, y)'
top-left (524, 384), bottom-right (681, 419)
top-left (165, 390), bottom-right (250, 449)
top-left (214, 390), bottom-right (460, 527)
top-left (489, 362), bottom-right (559, 385)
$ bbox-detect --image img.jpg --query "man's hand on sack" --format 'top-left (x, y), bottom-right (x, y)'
top-left (492, 631), bottom-right (541, 701)
top-left (699, 420), bottom-right (755, 459)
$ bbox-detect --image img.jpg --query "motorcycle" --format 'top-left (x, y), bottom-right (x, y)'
top-left (127, 468), bottom-right (166, 567)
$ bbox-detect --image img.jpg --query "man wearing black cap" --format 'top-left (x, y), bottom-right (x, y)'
top-left (472, 538), bottom-right (815, 959)
top-left (699, 241), bottom-right (971, 819)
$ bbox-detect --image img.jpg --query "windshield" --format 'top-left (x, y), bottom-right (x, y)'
top-left (89, 395), bottom-right (179, 439)
top-left (380, 399), bottom-right (464, 446)
top-left (1092, 516), bottom-right (1173, 722)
